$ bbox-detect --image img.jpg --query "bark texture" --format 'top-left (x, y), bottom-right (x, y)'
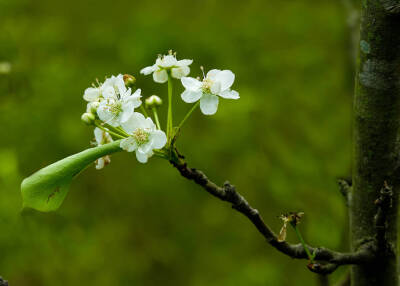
top-left (351, 0), bottom-right (400, 285)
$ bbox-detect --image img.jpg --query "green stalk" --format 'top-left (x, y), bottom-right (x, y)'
top-left (167, 75), bottom-right (173, 141)
top-left (94, 122), bottom-right (125, 139)
top-left (152, 107), bottom-right (161, 130)
top-left (103, 123), bottom-right (129, 137)
top-left (292, 225), bottom-right (315, 263)
top-left (177, 101), bottom-right (200, 130)
top-left (140, 105), bottom-right (149, 117)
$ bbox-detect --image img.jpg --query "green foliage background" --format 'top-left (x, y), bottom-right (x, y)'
top-left (0, 0), bottom-right (355, 285)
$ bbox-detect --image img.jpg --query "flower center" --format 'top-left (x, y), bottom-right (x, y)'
top-left (106, 100), bottom-right (123, 115)
top-left (202, 78), bottom-right (214, 93)
top-left (133, 128), bottom-right (150, 145)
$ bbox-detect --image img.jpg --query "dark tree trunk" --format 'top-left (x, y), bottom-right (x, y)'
top-left (351, 0), bottom-right (400, 285)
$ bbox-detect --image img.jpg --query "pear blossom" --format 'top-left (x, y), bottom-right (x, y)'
top-left (95, 75), bottom-right (142, 127)
top-left (180, 69), bottom-right (239, 115)
top-left (120, 113), bottom-right (167, 163)
top-left (140, 53), bottom-right (193, 83)
top-left (93, 127), bottom-right (113, 169)
top-left (83, 74), bottom-right (132, 102)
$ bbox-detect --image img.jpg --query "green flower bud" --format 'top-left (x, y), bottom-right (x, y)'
top-left (81, 112), bottom-right (95, 125)
top-left (145, 95), bottom-right (163, 108)
top-left (123, 74), bottom-right (136, 88)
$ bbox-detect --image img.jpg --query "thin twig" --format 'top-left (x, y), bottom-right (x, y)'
top-left (170, 153), bottom-right (375, 274)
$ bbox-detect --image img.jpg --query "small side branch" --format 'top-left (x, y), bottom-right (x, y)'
top-left (337, 178), bottom-right (352, 205)
top-left (170, 154), bottom-right (375, 274)
top-left (0, 277), bottom-right (8, 286)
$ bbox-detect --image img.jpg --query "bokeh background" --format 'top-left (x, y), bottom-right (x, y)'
top-left (0, 0), bottom-right (359, 285)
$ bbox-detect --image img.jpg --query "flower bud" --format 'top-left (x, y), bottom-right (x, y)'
top-left (145, 95), bottom-right (163, 108)
top-left (81, 112), bottom-right (95, 125)
top-left (123, 74), bottom-right (136, 88)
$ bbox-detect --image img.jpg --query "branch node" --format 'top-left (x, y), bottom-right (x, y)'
top-left (307, 263), bottom-right (339, 275)
top-left (337, 178), bottom-right (352, 205)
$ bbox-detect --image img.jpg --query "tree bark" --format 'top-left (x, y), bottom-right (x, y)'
top-left (351, 1), bottom-right (400, 285)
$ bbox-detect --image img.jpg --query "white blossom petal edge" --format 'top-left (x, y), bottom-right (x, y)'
top-left (140, 52), bottom-right (193, 83)
top-left (120, 113), bottom-right (167, 163)
top-left (180, 69), bottom-right (239, 115)
top-left (93, 127), bottom-right (113, 169)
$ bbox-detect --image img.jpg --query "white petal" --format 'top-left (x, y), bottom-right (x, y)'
top-left (200, 94), bottom-right (219, 115)
top-left (138, 142), bottom-right (152, 154)
top-left (95, 158), bottom-right (105, 169)
top-left (181, 77), bottom-right (202, 91)
top-left (120, 108), bottom-right (133, 123)
top-left (171, 66), bottom-right (190, 79)
top-left (210, 81), bottom-right (221, 94)
top-left (176, 59), bottom-right (193, 66)
top-left (97, 102), bottom-right (113, 122)
top-left (119, 87), bottom-right (131, 99)
top-left (127, 89), bottom-right (142, 108)
top-left (120, 137), bottom-right (137, 152)
top-left (114, 74), bottom-right (127, 93)
top-left (121, 112), bottom-right (146, 133)
top-left (159, 55), bottom-right (177, 68)
top-left (83, 87), bottom-right (100, 102)
top-left (101, 85), bottom-right (116, 98)
top-left (218, 89), bottom-right (240, 99)
top-left (206, 69), bottom-right (221, 80)
top-left (132, 88), bottom-right (142, 99)
top-left (140, 65), bottom-right (158, 75)
top-left (136, 150), bottom-right (149, 163)
top-left (143, 117), bottom-right (156, 130)
top-left (151, 130), bottom-right (167, 149)
top-left (153, 69), bottom-right (168, 83)
top-left (215, 70), bottom-right (235, 91)
top-left (181, 90), bottom-right (202, 103)
top-left (94, 127), bottom-right (104, 144)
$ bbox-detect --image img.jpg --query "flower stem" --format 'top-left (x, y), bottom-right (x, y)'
top-left (167, 75), bottom-right (173, 141)
top-left (292, 225), bottom-right (315, 263)
top-left (152, 107), bottom-right (161, 130)
top-left (103, 123), bottom-right (129, 137)
top-left (140, 105), bottom-right (149, 117)
top-left (177, 101), bottom-right (200, 130)
top-left (94, 121), bottom-right (126, 139)
top-left (153, 149), bottom-right (168, 159)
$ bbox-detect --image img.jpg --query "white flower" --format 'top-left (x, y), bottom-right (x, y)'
top-left (93, 127), bottom-right (113, 169)
top-left (83, 74), bottom-right (129, 102)
top-left (97, 88), bottom-right (142, 127)
top-left (101, 74), bottom-right (127, 99)
top-left (140, 53), bottom-right (193, 83)
top-left (120, 113), bottom-right (167, 163)
top-left (180, 69), bottom-right (239, 115)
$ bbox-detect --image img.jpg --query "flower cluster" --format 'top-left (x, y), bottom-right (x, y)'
top-left (81, 51), bottom-right (240, 167)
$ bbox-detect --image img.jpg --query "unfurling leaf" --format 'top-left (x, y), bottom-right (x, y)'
top-left (278, 221), bottom-right (287, 242)
top-left (21, 140), bottom-right (122, 212)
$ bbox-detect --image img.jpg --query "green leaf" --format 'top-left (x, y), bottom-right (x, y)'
top-left (21, 140), bottom-right (122, 212)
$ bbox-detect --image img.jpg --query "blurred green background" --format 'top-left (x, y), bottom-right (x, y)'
top-left (0, 0), bottom-right (357, 285)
